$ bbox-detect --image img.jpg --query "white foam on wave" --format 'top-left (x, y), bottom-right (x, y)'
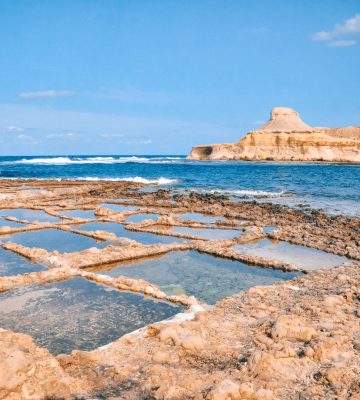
top-left (4, 156), bottom-right (185, 165)
top-left (77, 176), bottom-right (178, 185)
top-left (1, 176), bottom-right (178, 185)
top-left (202, 189), bottom-right (288, 198)
top-left (17, 157), bottom-right (74, 164)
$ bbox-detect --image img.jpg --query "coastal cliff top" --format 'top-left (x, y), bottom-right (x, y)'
top-left (256, 107), bottom-right (313, 132)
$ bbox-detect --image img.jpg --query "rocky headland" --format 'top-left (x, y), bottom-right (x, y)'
top-left (188, 107), bottom-right (360, 162)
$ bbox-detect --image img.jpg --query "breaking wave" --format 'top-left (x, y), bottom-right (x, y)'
top-left (202, 189), bottom-right (289, 198)
top-left (3, 156), bottom-right (185, 165)
top-left (1, 176), bottom-right (178, 185)
top-left (75, 176), bottom-right (178, 185)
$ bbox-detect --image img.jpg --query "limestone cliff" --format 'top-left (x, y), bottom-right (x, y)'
top-left (188, 107), bottom-right (360, 163)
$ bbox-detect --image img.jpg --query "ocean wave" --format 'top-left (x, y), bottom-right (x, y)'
top-left (119, 176), bottom-right (177, 184)
top-left (203, 189), bottom-right (289, 198)
top-left (0, 176), bottom-right (178, 185)
top-left (3, 156), bottom-right (184, 165)
top-left (16, 157), bottom-right (75, 164)
top-left (76, 176), bottom-right (178, 185)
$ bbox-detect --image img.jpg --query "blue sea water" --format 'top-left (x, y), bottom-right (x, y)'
top-left (0, 155), bottom-right (359, 216)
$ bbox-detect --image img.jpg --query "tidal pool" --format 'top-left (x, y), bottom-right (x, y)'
top-left (235, 238), bottom-right (347, 270)
top-left (74, 222), bottom-right (186, 245)
top-left (2, 229), bottom-right (111, 253)
top-left (0, 209), bottom-right (60, 223)
top-left (94, 251), bottom-right (299, 304)
top-left (179, 212), bottom-right (225, 224)
top-left (0, 278), bottom-right (184, 355)
top-left (99, 203), bottom-right (138, 212)
top-left (171, 227), bottom-right (242, 240)
top-left (0, 217), bottom-right (24, 228)
top-left (125, 213), bottom-right (160, 223)
top-left (0, 246), bottom-right (45, 276)
top-left (263, 226), bottom-right (278, 234)
top-left (60, 209), bottom-right (95, 219)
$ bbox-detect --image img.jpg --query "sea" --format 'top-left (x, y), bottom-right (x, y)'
top-left (0, 155), bottom-right (359, 217)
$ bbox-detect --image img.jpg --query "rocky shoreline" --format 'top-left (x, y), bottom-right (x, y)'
top-left (0, 179), bottom-right (359, 399)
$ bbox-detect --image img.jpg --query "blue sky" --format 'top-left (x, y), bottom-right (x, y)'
top-left (0, 0), bottom-right (359, 155)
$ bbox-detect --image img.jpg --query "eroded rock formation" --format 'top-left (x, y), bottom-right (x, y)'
top-left (188, 107), bottom-right (360, 162)
top-left (0, 179), bottom-right (359, 399)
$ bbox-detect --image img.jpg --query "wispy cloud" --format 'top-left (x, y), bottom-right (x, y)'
top-left (124, 139), bottom-right (152, 145)
top-left (19, 90), bottom-right (74, 99)
top-left (7, 125), bottom-right (23, 132)
top-left (328, 39), bottom-right (357, 47)
top-left (312, 14), bottom-right (360, 47)
top-left (0, 103), bottom-right (239, 154)
top-left (46, 132), bottom-right (81, 140)
top-left (16, 134), bottom-right (39, 144)
top-left (101, 133), bottom-right (125, 138)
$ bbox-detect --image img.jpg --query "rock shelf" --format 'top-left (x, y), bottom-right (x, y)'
top-left (0, 179), bottom-right (359, 399)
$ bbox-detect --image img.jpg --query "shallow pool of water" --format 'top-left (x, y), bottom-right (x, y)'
top-left (99, 203), bottom-right (138, 212)
top-left (179, 212), bottom-right (225, 224)
top-left (74, 222), bottom-right (186, 245)
top-left (235, 238), bottom-right (347, 270)
top-left (263, 226), bottom-right (278, 234)
top-left (0, 217), bottom-right (24, 229)
top-left (2, 229), bottom-right (111, 253)
top-left (125, 213), bottom-right (160, 223)
top-left (0, 277), bottom-right (184, 355)
top-left (0, 209), bottom-right (60, 223)
top-left (171, 227), bottom-right (242, 240)
top-left (23, 188), bottom-right (44, 193)
top-left (95, 251), bottom-right (299, 304)
top-left (0, 246), bottom-right (46, 276)
top-left (60, 209), bottom-right (95, 219)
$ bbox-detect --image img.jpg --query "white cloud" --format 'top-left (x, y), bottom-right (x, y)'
top-left (312, 31), bottom-right (332, 41)
top-left (7, 125), bottom-right (23, 132)
top-left (312, 14), bottom-right (360, 47)
top-left (115, 138), bottom-right (152, 145)
top-left (334, 13), bottom-right (360, 35)
top-left (328, 39), bottom-right (357, 47)
top-left (46, 132), bottom-right (81, 140)
top-left (0, 102), bottom-right (239, 154)
top-left (16, 134), bottom-right (38, 144)
top-left (125, 139), bottom-right (152, 145)
top-left (101, 133), bottom-right (125, 138)
top-left (19, 90), bottom-right (74, 99)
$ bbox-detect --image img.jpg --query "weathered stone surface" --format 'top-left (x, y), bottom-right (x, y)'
top-left (0, 179), bottom-right (359, 399)
top-left (188, 107), bottom-right (360, 163)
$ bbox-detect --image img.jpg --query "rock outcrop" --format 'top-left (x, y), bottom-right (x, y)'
top-left (188, 107), bottom-right (360, 162)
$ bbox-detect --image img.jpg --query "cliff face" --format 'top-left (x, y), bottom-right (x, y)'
top-left (188, 108), bottom-right (360, 163)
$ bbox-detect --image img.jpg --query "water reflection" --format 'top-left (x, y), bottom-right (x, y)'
top-left (74, 222), bottom-right (186, 245)
top-left (2, 229), bottom-right (111, 253)
top-left (179, 212), bottom-right (224, 223)
top-left (171, 227), bottom-right (242, 240)
top-left (125, 213), bottom-right (160, 223)
top-left (0, 209), bottom-right (60, 223)
top-left (99, 203), bottom-right (138, 212)
top-left (94, 251), bottom-right (300, 304)
top-left (60, 210), bottom-right (95, 219)
top-left (235, 238), bottom-right (347, 270)
top-left (0, 278), bottom-right (184, 355)
top-left (0, 246), bottom-right (45, 276)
